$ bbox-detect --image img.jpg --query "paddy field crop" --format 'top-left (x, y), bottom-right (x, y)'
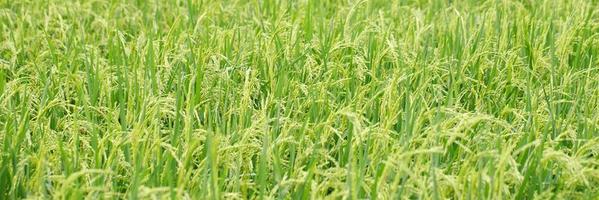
top-left (1, 0), bottom-right (599, 199)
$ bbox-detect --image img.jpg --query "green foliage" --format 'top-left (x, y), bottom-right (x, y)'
top-left (1, 0), bottom-right (599, 199)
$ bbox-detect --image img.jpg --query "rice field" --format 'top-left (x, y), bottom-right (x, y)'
top-left (1, 0), bottom-right (599, 199)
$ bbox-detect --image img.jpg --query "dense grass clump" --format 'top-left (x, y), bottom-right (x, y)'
top-left (1, 0), bottom-right (599, 199)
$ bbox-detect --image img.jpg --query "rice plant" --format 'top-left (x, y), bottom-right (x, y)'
top-left (1, 0), bottom-right (599, 199)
